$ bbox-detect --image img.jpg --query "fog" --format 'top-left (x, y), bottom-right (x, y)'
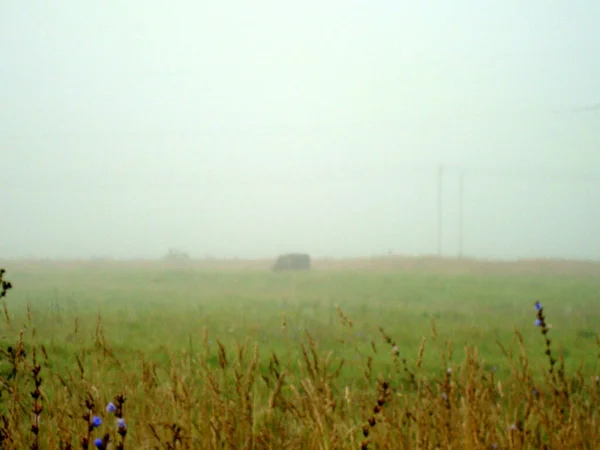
top-left (1, 1), bottom-right (599, 260)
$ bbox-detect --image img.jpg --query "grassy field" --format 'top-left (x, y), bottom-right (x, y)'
top-left (0, 258), bottom-right (599, 448)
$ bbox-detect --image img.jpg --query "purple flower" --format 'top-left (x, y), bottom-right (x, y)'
top-left (535, 301), bottom-right (542, 311)
top-left (94, 437), bottom-right (104, 449)
top-left (441, 392), bottom-right (448, 401)
top-left (117, 417), bottom-right (127, 429)
top-left (106, 402), bottom-right (116, 413)
top-left (91, 416), bottom-right (102, 428)
top-left (535, 319), bottom-right (542, 327)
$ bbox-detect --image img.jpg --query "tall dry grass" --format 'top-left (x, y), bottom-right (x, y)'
top-left (0, 267), bottom-right (598, 449)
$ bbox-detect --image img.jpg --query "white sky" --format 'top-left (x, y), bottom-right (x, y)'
top-left (1, 1), bottom-right (599, 260)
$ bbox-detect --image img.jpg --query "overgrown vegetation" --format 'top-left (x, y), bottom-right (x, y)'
top-left (0, 265), bottom-right (598, 448)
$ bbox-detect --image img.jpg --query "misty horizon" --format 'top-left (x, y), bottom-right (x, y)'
top-left (2, 1), bottom-right (599, 261)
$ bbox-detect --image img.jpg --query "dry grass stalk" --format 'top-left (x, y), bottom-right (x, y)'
top-left (0, 269), bottom-right (598, 449)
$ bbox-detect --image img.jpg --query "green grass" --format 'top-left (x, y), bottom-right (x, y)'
top-left (1, 260), bottom-right (599, 448)
top-left (3, 262), bottom-right (599, 385)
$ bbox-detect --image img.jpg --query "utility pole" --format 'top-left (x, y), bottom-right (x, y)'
top-left (458, 171), bottom-right (464, 259)
top-left (437, 165), bottom-right (443, 257)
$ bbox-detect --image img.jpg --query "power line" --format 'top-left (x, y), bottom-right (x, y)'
top-left (438, 165), bottom-right (600, 183)
top-left (572, 103), bottom-right (600, 113)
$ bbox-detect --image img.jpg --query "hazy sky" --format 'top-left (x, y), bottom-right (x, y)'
top-left (1, 1), bottom-right (599, 260)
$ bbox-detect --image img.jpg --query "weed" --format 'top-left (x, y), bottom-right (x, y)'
top-left (0, 267), bottom-right (598, 448)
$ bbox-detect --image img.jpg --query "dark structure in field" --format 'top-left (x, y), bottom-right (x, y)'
top-left (162, 248), bottom-right (191, 262)
top-left (272, 253), bottom-right (311, 272)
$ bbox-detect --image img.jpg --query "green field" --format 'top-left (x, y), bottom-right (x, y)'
top-left (5, 260), bottom-right (599, 378)
top-left (1, 259), bottom-right (599, 448)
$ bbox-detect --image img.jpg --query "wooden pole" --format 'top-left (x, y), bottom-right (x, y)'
top-left (459, 171), bottom-right (464, 258)
top-left (437, 165), bottom-right (443, 257)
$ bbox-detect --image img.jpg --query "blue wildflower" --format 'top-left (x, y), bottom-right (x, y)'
top-left (94, 437), bottom-right (104, 449)
top-left (535, 319), bottom-right (542, 327)
top-left (91, 416), bottom-right (102, 428)
top-left (117, 417), bottom-right (127, 429)
top-left (441, 392), bottom-right (448, 401)
top-left (533, 388), bottom-right (539, 396)
top-left (106, 402), bottom-right (116, 414)
top-left (535, 301), bottom-right (542, 311)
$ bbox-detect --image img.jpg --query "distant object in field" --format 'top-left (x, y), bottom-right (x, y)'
top-left (162, 248), bottom-right (191, 262)
top-left (272, 253), bottom-right (311, 272)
